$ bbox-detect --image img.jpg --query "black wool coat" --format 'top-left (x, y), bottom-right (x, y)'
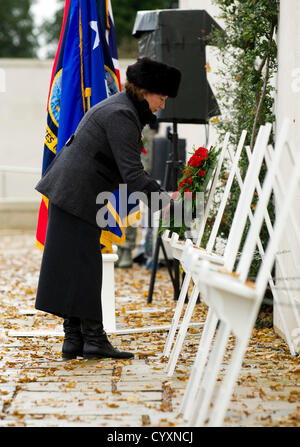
top-left (36, 91), bottom-right (169, 227)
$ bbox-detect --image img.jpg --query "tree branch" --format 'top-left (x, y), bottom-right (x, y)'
top-left (249, 24), bottom-right (275, 151)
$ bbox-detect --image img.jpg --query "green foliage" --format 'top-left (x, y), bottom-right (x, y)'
top-left (209, 0), bottom-right (279, 278)
top-left (39, 0), bottom-right (65, 58)
top-left (211, 0), bottom-right (279, 148)
top-left (0, 0), bottom-right (38, 57)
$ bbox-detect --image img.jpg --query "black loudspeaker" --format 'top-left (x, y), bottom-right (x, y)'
top-left (132, 9), bottom-right (222, 124)
top-left (151, 135), bottom-right (186, 189)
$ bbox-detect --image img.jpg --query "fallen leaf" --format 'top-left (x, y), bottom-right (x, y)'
top-left (126, 395), bottom-right (138, 403)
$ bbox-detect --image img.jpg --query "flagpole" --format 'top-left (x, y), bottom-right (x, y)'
top-left (86, 97), bottom-right (91, 110)
top-left (85, 88), bottom-right (91, 110)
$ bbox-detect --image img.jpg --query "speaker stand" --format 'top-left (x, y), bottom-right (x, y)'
top-left (147, 121), bottom-right (183, 303)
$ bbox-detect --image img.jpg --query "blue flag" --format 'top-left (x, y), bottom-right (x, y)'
top-left (57, 0), bottom-right (107, 153)
top-left (37, 0), bottom-right (140, 254)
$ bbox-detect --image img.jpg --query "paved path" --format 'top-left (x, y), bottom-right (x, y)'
top-left (0, 230), bottom-right (299, 427)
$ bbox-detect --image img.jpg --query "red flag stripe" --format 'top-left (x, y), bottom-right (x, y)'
top-left (47, 0), bottom-right (71, 110)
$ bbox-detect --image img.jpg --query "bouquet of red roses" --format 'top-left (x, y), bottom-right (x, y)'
top-left (178, 145), bottom-right (219, 194)
top-left (159, 144), bottom-right (220, 240)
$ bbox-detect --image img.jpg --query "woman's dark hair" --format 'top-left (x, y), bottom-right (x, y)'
top-left (124, 80), bottom-right (148, 101)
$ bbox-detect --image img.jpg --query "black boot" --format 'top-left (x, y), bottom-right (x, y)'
top-left (81, 319), bottom-right (134, 360)
top-left (62, 317), bottom-right (84, 359)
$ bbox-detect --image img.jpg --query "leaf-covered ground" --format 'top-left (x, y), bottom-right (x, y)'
top-left (0, 230), bottom-right (299, 427)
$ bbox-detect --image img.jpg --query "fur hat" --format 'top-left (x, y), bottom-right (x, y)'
top-left (126, 57), bottom-right (181, 98)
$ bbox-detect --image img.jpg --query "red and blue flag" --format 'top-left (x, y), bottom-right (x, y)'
top-left (36, 0), bottom-right (140, 254)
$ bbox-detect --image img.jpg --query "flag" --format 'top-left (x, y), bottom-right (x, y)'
top-left (57, 0), bottom-right (107, 151)
top-left (36, 0), bottom-right (71, 251)
top-left (94, 0), bottom-right (141, 252)
top-left (96, 0), bottom-right (121, 92)
top-left (36, 0), bottom-right (140, 254)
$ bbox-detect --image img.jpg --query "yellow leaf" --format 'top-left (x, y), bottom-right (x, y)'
top-left (142, 415), bottom-right (151, 426)
top-left (94, 388), bottom-right (104, 393)
top-left (137, 351), bottom-right (156, 358)
top-left (205, 62), bottom-right (211, 72)
top-left (126, 395), bottom-right (138, 403)
top-left (177, 376), bottom-right (188, 382)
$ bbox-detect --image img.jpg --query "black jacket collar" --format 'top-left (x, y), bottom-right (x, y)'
top-left (126, 91), bottom-right (157, 128)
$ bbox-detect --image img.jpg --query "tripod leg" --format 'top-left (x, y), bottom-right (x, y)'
top-left (160, 235), bottom-right (176, 287)
top-left (148, 233), bottom-right (176, 303)
top-left (174, 259), bottom-right (180, 300)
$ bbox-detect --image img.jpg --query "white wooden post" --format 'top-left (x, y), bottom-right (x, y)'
top-left (101, 248), bottom-right (118, 333)
top-left (274, 1), bottom-right (300, 351)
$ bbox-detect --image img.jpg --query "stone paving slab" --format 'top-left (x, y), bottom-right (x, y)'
top-left (11, 392), bottom-right (162, 415)
top-left (117, 382), bottom-right (163, 392)
top-left (20, 382), bottom-right (114, 392)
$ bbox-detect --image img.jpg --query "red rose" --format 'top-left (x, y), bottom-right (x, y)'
top-left (195, 147), bottom-right (208, 159)
top-left (198, 170), bottom-right (205, 177)
top-left (187, 155), bottom-right (203, 168)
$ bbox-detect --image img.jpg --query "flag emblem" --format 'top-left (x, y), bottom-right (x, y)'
top-left (48, 69), bottom-right (62, 128)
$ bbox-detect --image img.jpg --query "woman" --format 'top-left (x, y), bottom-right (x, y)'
top-left (35, 57), bottom-right (181, 360)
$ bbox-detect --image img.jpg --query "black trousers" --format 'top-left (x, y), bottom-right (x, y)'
top-left (35, 203), bottom-right (103, 321)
